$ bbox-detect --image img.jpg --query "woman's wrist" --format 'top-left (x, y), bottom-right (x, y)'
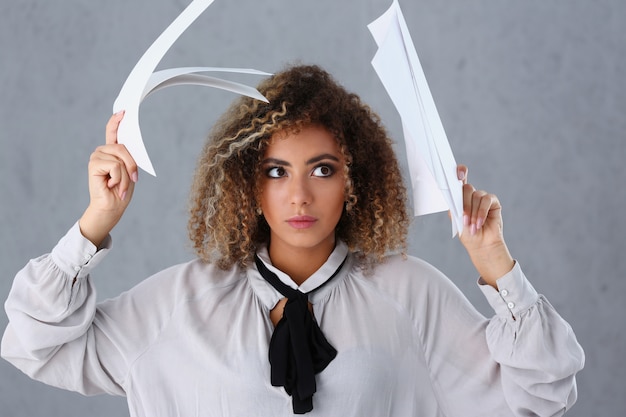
top-left (468, 242), bottom-right (515, 288)
top-left (78, 206), bottom-right (120, 248)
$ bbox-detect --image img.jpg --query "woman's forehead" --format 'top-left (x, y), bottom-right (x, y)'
top-left (264, 126), bottom-right (341, 158)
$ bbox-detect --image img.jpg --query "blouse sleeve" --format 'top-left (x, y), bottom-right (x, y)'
top-left (414, 259), bottom-right (585, 417)
top-left (478, 262), bottom-right (585, 416)
top-left (1, 222), bottom-right (125, 396)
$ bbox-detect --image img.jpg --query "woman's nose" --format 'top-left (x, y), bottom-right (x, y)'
top-left (289, 176), bottom-right (312, 206)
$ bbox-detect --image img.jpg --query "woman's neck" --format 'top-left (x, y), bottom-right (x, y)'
top-left (267, 239), bottom-right (336, 286)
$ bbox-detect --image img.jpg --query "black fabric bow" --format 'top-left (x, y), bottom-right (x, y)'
top-left (254, 255), bottom-right (344, 414)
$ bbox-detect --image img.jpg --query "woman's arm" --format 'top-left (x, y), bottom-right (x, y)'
top-left (456, 164), bottom-right (515, 287)
top-left (79, 111), bottom-right (138, 247)
top-left (1, 113), bottom-right (140, 395)
top-left (0, 223), bottom-right (128, 395)
top-left (412, 258), bottom-right (584, 417)
top-left (432, 165), bottom-right (585, 415)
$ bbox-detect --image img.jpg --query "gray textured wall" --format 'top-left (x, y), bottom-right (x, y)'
top-left (1, 0), bottom-right (624, 415)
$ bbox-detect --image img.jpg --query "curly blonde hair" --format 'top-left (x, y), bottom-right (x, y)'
top-left (188, 64), bottom-right (409, 269)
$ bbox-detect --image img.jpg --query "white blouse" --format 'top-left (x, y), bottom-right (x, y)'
top-left (1, 222), bottom-right (584, 417)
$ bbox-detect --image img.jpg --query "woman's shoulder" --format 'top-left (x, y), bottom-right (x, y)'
top-left (360, 253), bottom-right (445, 282)
top-left (107, 258), bottom-right (247, 309)
top-left (349, 252), bottom-right (461, 303)
top-left (346, 253), bottom-right (475, 330)
top-left (143, 258), bottom-right (246, 292)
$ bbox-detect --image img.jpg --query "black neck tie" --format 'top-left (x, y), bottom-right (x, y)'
top-left (254, 254), bottom-right (345, 414)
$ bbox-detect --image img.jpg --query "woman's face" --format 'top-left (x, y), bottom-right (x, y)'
top-left (259, 125), bottom-right (346, 257)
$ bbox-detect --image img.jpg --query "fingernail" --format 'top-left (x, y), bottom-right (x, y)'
top-left (463, 214), bottom-right (470, 226)
top-left (470, 224), bottom-right (476, 235)
top-left (114, 110), bottom-right (125, 117)
top-left (458, 170), bottom-right (466, 181)
top-left (131, 171), bottom-right (138, 183)
top-left (120, 191), bottom-right (127, 201)
top-left (476, 218), bottom-right (484, 229)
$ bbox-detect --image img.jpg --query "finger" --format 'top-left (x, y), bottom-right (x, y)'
top-left (462, 183), bottom-right (475, 228)
top-left (105, 111), bottom-right (125, 145)
top-left (466, 188), bottom-right (489, 235)
top-left (110, 163), bottom-right (131, 200)
top-left (91, 144), bottom-right (137, 198)
top-left (95, 142), bottom-right (138, 183)
top-left (103, 160), bottom-right (130, 200)
top-left (90, 152), bottom-right (130, 198)
top-left (457, 164), bottom-right (468, 184)
top-left (472, 191), bottom-right (493, 230)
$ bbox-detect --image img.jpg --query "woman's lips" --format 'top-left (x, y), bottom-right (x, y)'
top-left (286, 215), bottom-right (318, 229)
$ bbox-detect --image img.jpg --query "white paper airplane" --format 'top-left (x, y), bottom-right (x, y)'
top-left (368, 0), bottom-right (464, 236)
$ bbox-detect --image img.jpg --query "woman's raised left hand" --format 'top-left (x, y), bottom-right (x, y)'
top-left (456, 165), bottom-right (515, 288)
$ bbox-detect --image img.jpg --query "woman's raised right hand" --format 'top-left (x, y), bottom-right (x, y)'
top-left (78, 111), bottom-right (138, 247)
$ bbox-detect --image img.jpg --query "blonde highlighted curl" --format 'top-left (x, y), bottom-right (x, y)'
top-left (188, 64), bottom-right (409, 269)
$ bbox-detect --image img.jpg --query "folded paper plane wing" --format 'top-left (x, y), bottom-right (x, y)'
top-left (113, 0), bottom-right (269, 176)
top-left (368, 0), bottom-right (464, 236)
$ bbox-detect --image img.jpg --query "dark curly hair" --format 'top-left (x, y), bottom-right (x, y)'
top-left (188, 64), bottom-right (409, 269)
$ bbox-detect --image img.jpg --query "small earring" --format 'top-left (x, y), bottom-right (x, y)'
top-left (256, 207), bottom-right (263, 216)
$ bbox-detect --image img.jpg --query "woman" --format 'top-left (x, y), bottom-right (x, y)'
top-left (2, 65), bottom-right (583, 416)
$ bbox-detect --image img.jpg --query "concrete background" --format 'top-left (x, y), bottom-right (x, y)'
top-left (1, 0), bottom-right (624, 415)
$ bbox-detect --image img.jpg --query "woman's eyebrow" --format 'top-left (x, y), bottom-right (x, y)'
top-left (306, 154), bottom-right (340, 165)
top-left (261, 157), bottom-right (290, 166)
top-left (261, 154), bottom-right (340, 167)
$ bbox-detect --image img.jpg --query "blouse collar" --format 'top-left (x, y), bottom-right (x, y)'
top-left (250, 241), bottom-right (350, 309)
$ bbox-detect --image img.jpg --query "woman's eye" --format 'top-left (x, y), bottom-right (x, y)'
top-left (267, 166), bottom-right (286, 178)
top-left (312, 165), bottom-right (334, 177)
